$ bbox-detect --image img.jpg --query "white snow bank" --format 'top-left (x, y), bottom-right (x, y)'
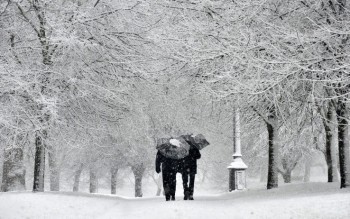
top-left (0, 182), bottom-right (349, 219)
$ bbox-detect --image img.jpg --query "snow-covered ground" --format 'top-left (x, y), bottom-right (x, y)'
top-left (0, 182), bottom-right (349, 219)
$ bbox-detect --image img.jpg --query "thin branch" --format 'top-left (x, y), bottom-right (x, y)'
top-left (251, 106), bottom-right (272, 125)
top-left (94, 0), bottom-right (101, 8)
top-left (15, 3), bottom-right (40, 37)
top-left (0, 0), bottom-right (10, 15)
top-left (77, 1), bottom-right (141, 24)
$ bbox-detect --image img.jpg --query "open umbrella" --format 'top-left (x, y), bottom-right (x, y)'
top-left (181, 134), bottom-right (210, 150)
top-left (156, 136), bottom-right (190, 159)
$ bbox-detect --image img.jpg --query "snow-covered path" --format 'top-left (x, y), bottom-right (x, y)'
top-left (0, 183), bottom-right (349, 219)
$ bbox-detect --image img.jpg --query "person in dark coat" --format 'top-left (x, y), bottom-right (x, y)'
top-left (180, 143), bottom-right (201, 200)
top-left (155, 150), bottom-right (179, 201)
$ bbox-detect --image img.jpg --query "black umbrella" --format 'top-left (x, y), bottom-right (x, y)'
top-left (156, 136), bottom-right (190, 159)
top-left (181, 134), bottom-right (210, 150)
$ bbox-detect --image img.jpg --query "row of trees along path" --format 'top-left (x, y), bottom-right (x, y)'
top-left (0, 0), bottom-right (349, 195)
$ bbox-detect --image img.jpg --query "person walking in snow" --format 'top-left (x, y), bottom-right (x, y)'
top-left (180, 142), bottom-right (201, 200)
top-left (155, 150), bottom-right (180, 201)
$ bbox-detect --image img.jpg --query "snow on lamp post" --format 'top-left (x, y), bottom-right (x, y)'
top-left (228, 107), bottom-right (248, 191)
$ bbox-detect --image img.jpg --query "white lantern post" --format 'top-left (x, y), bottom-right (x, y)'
top-left (227, 107), bottom-right (248, 191)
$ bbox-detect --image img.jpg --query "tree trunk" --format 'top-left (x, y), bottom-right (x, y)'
top-left (325, 120), bottom-right (335, 182)
top-left (266, 113), bottom-right (279, 189)
top-left (33, 131), bottom-right (46, 192)
top-left (73, 164), bottom-right (83, 192)
top-left (156, 186), bottom-right (162, 196)
top-left (135, 175), bottom-right (143, 197)
top-left (282, 170), bottom-right (292, 183)
top-left (111, 167), bottom-right (118, 195)
top-left (1, 148), bottom-right (26, 192)
top-left (279, 158), bottom-right (297, 184)
top-left (279, 150), bottom-right (300, 184)
top-left (48, 150), bottom-right (60, 191)
top-left (331, 133), bottom-right (339, 182)
top-left (336, 100), bottom-right (350, 188)
top-left (201, 170), bottom-right (207, 183)
top-left (156, 174), bottom-right (162, 196)
top-left (304, 158), bottom-right (311, 182)
top-left (259, 165), bottom-right (267, 182)
top-left (89, 167), bottom-right (98, 193)
top-left (131, 163), bottom-right (146, 197)
top-left (324, 103), bottom-right (337, 182)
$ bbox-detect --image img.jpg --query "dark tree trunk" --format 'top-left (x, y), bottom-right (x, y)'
top-left (322, 0), bottom-right (350, 188)
top-left (48, 150), bottom-right (60, 191)
top-left (336, 100), bottom-right (350, 188)
top-left (89, 167), bottom-right (98, 193)
top-left (322, 102), bottom-right (338, 182)
top-left (33, 131), bottom-right (46, 192)
top-left (266, 113), bottom-right (279, 189)
top-left (73, 164), bottom-right (83, 192)
top-left (15, 0), bottom-right (55, 193)
top-left (1, 148), bottom-right (26, 192)
top-left (131, 163), bottom-right (146, 197)
top-left (111, 167), bottom-right (118, 195)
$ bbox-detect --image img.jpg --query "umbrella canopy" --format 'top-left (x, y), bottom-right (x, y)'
top-left (182, 134), bottom-right (210, 150)
top-left (156, 136), bottom-right (190, 159)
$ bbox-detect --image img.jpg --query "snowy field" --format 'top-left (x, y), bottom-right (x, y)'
top-left (0, 182), bottom-right (349, 219)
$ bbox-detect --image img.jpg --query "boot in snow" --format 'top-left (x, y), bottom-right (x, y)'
top-left (184, 191), bottom-right (190, 200)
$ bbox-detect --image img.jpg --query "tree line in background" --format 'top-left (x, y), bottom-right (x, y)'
top-left (0, 0), bottom-right (349, 196)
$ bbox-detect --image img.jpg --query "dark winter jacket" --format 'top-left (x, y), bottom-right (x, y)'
top-left (155, 151), bottom-right (180, 174)
top-left (180, 142), bottom-right (201, 174)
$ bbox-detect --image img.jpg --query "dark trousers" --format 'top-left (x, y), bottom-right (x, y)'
top-left (162, 170), bottom-right (177, 199)
top-left (182, 172), bottom-right (195, 195)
